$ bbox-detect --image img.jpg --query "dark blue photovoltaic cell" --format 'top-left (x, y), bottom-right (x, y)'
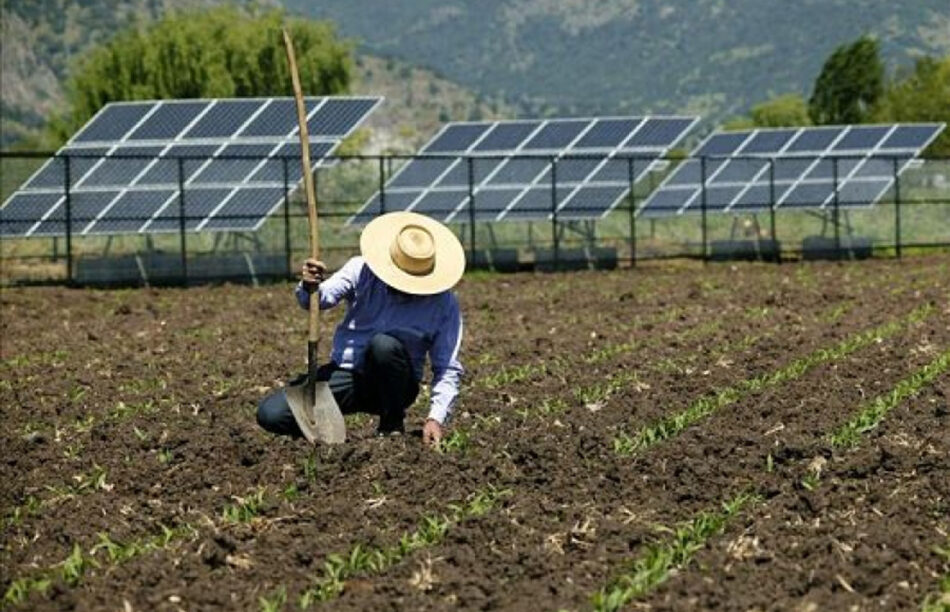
top-left (834, 126), bottom-right (890, 150)
top-left (390, 159), bottom-right (457, 188)
top-left (575, 119), bottom-right (642, 149)
top-left (238, 99), bottom-right (315, 137)
top-left (423, 124), bottom-right (491, 153)
top-left (465, 188), bottom-right (521, 220)
top-left (0, 193), bottom-right (63, 236)
top-left (781, 182), bottom-right (833, 208)
top-left (697, 133), bottom-right (749, 157)
top-left (134, 144), bottom-right (220, 185)
top-left (87, 190), bottom-right (175, 234)
top-left (33, 192), bottom-right (120, 235)
top-left (486, 158), bottom-right (549, 184)
top-left (522, 121), bottom-right (587, 150)
top-left (624, 118), bottom-right (694, 148)
top-left (23, 158), bottom-right (66, 189)
top-left (537, 157), bottom-right (603, 183)
top-left (408, 190), bottom-right (468, 221)
top-left (639, 188), bottom-right (697, 217)
top-left (739, 130), bottom-right (797, 154)
top-left (498, 187), bottom-right (570, 220)
top-left (588, 158), bottom-right (652, 183)
top-left (434, 158), bottom-right (503, 188)
top-left (146, 188), bottom-right (231, 231)
top-left (307, 98), bottom-right (377, 136)
top-left (665, 159), bottom-right (726, 186)
top-left (701, 185), bottom-right (745, 211)
top-left (203, 187), bottom-right (284, 230)
top-left (710, 159), bottom-right (767, 184)
top-left (72, 104), bottom-right (153, 143)
top-left (786, 128), bottom-right (842, 152)
top-left (731, 184), bottom-right (772, 211)
top-left (804, 158), bottom-right (862, 180)
top-left (80, 146), bottom-right (165, 187)
top-left (838, 179), bottom-right (892, 205)
top-left (558, 185), bottom-right (628, 219)
top-left (880, 125), bottom-right (941, 150)
top-left (853, 156), bottom-right (910, 178)
top-left (248, 142), bottom-right (334, 183)
top-left (127, 102), bottom-right (207, 140)
top-left (353, 191), bottom-right (421, 224)
top-left (472, 123), bottom-right (539, 151)
top-left (183, 100), bottom-right (261, 138)
top-left (191, 144), bottom-right (275, 184)
top-left (773, 157), bottom-right (816, 181)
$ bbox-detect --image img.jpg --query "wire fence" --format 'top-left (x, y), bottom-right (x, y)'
top-left (1, 150), bottom-right (948, 286)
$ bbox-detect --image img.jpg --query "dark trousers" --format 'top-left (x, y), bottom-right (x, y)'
top-left (257, 333), bottom-right (419, 437)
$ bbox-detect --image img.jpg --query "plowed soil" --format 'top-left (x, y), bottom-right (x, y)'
top-left (2, 256), bottom-right (948, 611)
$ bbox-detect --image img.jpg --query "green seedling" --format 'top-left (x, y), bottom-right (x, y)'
top-left (616, 304), bottom-right (934, 455)
top-left (298, 485), bottom-right (509, 607)
top-left (282, 484), bottom-right (300, 502)
top-left (438, 429), bottom-right (471, 454)
top-left (592, 492), bottom-right (758, 611)
top-left (259, 586), bottom-right (287, 612)
top-left (222, 488), bottom-right (268, 524)
top-left (830, 348), bottom-right (950, 447)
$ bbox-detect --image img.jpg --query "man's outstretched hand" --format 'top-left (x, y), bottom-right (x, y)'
top-left (301, 258), bottom-right (327, 291)
top-left (423, 418), bottom-right (443, 447)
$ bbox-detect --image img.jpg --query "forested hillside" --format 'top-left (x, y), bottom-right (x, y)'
top-left (285, 0), bottom-right (950, 120)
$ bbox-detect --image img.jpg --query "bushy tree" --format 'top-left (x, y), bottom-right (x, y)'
top-left (808, 36), bottom-right (883, 125)
top-left (874, 56), bottom-right (950, 155)
top-left (723, 93), bottom-right (812, 131)
top-left (52, 6), bottom-right (352, 141)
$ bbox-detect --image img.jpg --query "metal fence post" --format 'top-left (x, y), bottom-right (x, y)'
top-left (550, 156), bottom-right (559, 271)
top-left (700, 156), bottom-right (708, 262)
top-left (64, 154), bottom-right (73, 284)
top-left (467, 156), bottom-right (476, 265)
top-left (283, 156), bottom-right (292, 277)
top-left (627, 156), bottom-right (637, 267)
top-left (832, 157), bottom-right (841, 259)
top-left (769, 158), bottom-right (780, 264)
top-left (378, 156), bottom-right (387, 217)
top-left (893, 156), bottom-right (902, 259)
top-left (177, 157), bottom-right (188, 285)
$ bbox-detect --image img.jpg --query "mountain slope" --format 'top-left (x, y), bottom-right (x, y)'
top-left (283, 0), bottom-right (950, 121)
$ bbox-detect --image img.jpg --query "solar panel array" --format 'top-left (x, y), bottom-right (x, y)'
top-left (638, 123), bottom-right (945, 217)
top-left (1, 97), bottom-right (381, 237)
top-left (349, 116), bottom-right (698, 224)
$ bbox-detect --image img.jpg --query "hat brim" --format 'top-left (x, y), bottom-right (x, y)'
top-left (360, 211), bottom-right (466, 295)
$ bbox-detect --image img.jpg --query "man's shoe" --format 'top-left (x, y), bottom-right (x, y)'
top-left (375, 417), bottom-right (405, 437)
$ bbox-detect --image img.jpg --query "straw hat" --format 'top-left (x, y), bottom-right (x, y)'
top-left (360, 211), bottom-right (466, 295)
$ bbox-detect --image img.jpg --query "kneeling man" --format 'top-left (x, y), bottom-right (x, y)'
top-left (257, 211), bottom-right (465, 446)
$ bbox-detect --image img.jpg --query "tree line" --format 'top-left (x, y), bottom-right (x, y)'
top-left (727, 36), bottom-right (949, 155)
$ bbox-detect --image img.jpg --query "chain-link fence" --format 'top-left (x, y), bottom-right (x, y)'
top-left (1, 151), bottom-right (948, 286)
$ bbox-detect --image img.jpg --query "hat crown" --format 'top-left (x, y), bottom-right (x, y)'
top-left (390, 224), bottom-right (435, 276)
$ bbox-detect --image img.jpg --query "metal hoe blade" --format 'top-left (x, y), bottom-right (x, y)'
top-left (286, 377), bottom-right (346, 444)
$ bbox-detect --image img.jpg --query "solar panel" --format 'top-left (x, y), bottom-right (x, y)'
top-left (637, 123), bottom-right (945, 217)
top-left (349, 116), bottom-right (698, 224)
top-left (1, 96), bottom-right (382, 237)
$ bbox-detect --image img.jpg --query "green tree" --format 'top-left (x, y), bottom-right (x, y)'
top-left (724, 93), bottom-right (812, 130)
top-left (52, 6), bottom-right (352, 142)
top-left (874, 56), bottom-right (950, 156)
top-left (808, 36), bottom-right (883, 125)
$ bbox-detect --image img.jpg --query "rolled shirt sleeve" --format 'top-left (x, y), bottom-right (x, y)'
top-left (295, 257), bottom-right (362, 310)
top-left (427, 294), bottom-right (464, 425)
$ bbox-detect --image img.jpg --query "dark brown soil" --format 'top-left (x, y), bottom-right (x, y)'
top-left (1, 256), bottom-right (948, 611)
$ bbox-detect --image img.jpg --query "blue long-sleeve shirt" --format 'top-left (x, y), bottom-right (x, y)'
top-left (295, 256), bottom-right (464, 424)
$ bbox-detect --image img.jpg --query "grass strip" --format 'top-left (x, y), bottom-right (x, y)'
top-left (2, 524), bottom-right (196, 608)
top-left (830, 348), bottom-right (950, 447)
top-left (591, 492), bottom-right (759, 612)
top-left (614, 304), bottom-right (934, 455)
top-left (297, 485), bottom-right (509, 607)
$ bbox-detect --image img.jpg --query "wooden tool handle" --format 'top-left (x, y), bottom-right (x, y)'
top-left (283, 28), bottom-right (321, 347)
